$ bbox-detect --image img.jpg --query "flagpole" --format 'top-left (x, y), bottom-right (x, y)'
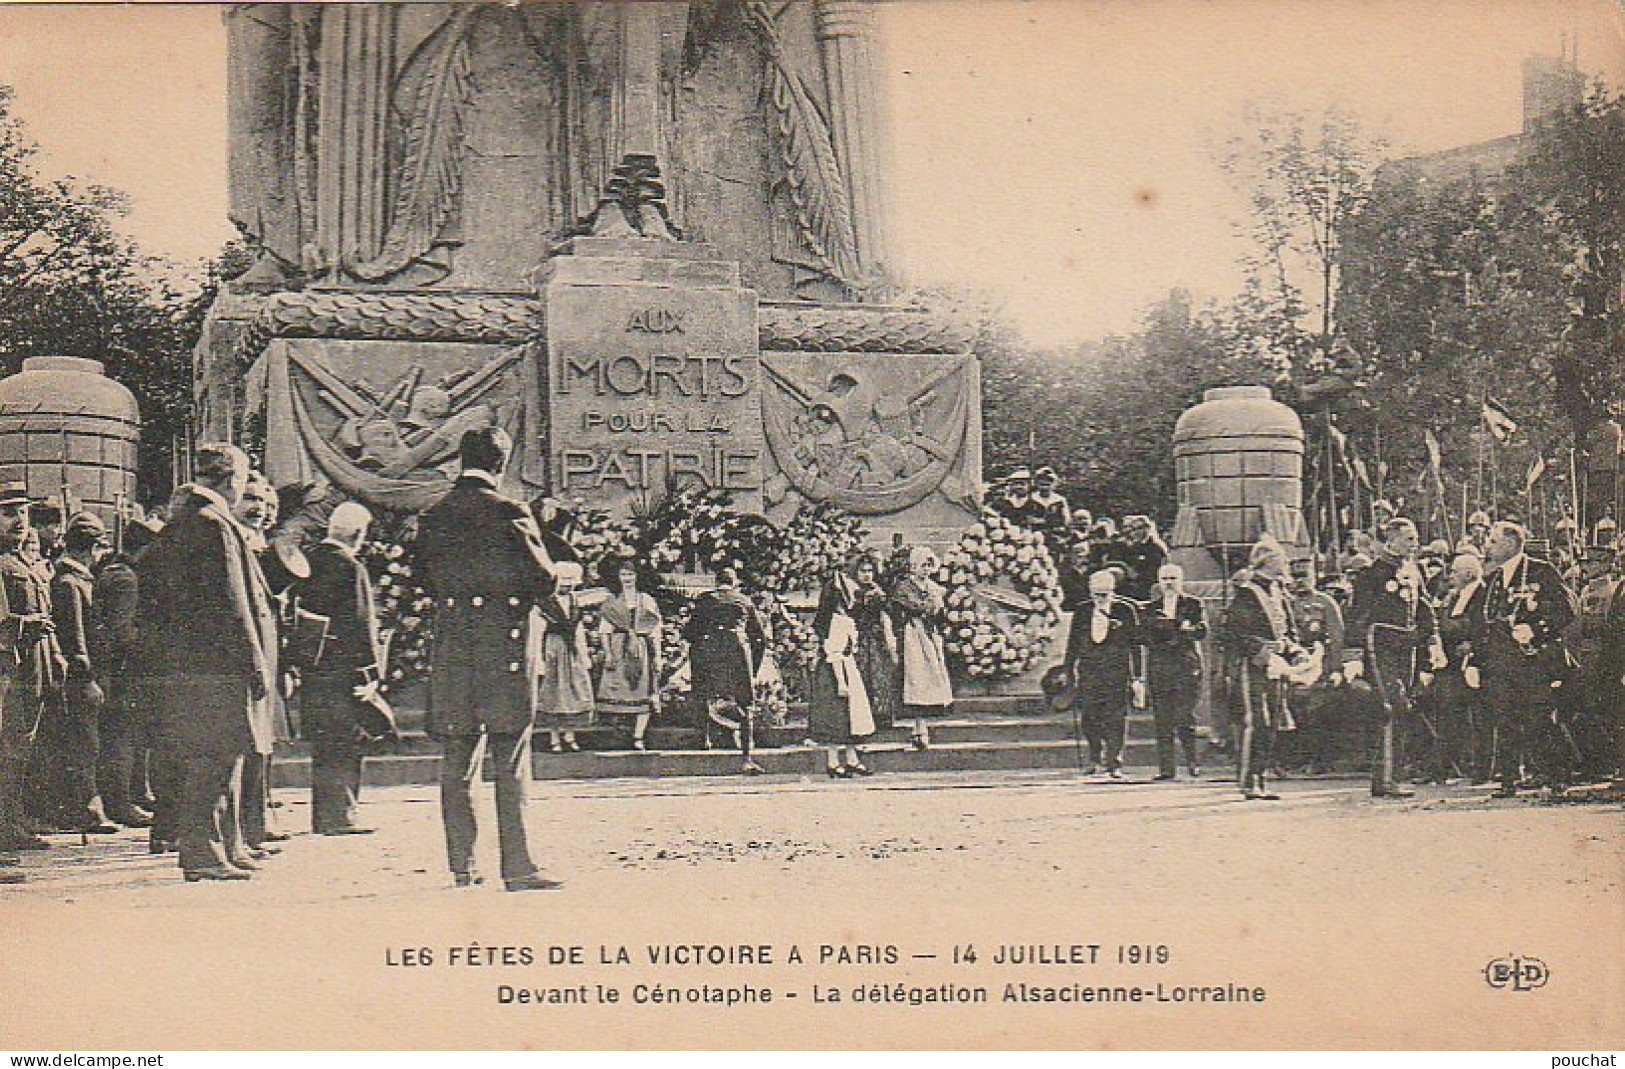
top-left (1569, 447), bottom-right (1583, 549)
top-left (1489, 434), bottom-right (1499, 517)
top-left (1375, 423), bottom-right (1385, 505)
top-left (1324, 409), bottom-right (1341, 565)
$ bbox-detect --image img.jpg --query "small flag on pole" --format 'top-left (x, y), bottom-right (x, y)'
top-left (1525, 454), bottom-right (1546, 491)
top-left (1353, 457), bottom-right (1371, 489)
top-left (1424, 429), bottom-right (1443, 474)
top-left (1483, 398), bottom-right (1519, 442)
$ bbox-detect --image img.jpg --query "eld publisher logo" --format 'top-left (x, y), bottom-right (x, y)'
top-left (1483, 955), bottom-right (1549, 992)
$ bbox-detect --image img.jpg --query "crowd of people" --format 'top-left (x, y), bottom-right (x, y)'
top-left (992, 466), bottom-right (1624, 802)
top-left (1, 438), bottom-right (1618, 890)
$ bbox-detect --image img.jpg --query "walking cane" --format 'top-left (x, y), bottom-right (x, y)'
top-left (1237, 666), bottom-right (1255, 793)
top-left (1067, 664), bottom-right (1085, 776)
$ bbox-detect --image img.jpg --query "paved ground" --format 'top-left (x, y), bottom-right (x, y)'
top-left (3, 769), bottom-right (1621, 907)
top-left (2, 769), bottom-right (1620, 1049)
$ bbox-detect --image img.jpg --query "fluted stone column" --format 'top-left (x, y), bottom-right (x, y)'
top-left (815, 0), bottom-right (889, 277)
top-left (314, 4), bottom-right (396, 278)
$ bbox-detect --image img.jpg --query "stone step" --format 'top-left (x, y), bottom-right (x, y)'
top-left (278, 711), bottom-right (1159, 761)
top-left (378, 691), bottom-right (1054, 738)
top-left (271, 737), bottom-right (1174, 788)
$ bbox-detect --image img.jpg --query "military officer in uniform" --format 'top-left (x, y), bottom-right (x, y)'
top-left (993, 468), bottom-right (1035, 527)
top-left (1566, 542), bottom-right (1620, 781)
top-left (0, 483), bottom-right (61, 857)
top-left (1456, 510), bottom-right (1492, 559)
top-left (1478, 521), bottom-right (1576, 796)
top-left (1289, 560), bottom-right (1347, 775)
top-left (1223, 537), bottom-right (1301, 801)
top-left (47, 512), bottom-right (117, 834)
top-left (1347, 517), bottom-right (1442, 798)
top-left (415, 427), bottom-right (561, 891)
top-left (1028, 467), bottom-right (1072, 550)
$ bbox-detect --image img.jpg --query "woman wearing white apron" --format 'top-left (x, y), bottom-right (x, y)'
top-left (891, 547), bottom-right (954, 750)
top-left (808, 575), bottom-right (876, 777)
top-left (595, 559), bottom-right (663, 751)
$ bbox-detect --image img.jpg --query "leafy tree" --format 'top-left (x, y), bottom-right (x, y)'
top-left (1337, 85), bottom-right (1624, 526)
top-left (1216, 103), bottom-right (1387, 378)
top-left (0, 84), bottom-right (205, 500)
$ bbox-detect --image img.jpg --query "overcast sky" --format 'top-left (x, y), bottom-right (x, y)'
top-left (0, 1), bottom-right (1619, 346)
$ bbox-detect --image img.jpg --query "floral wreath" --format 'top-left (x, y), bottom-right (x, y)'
top-left (937, 509), bottom-right (1063, 680)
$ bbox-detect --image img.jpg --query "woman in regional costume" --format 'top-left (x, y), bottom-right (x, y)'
top-left (850, 553), bottom-right (900, 734)
top-left (808, 572), bottom-right (877, 777)
top-left (891, 547), bottom-right (954, 750)
top-left (595, 558), bottom-right (663, 751)
top-left (535, 561), bottom-right (602, 753)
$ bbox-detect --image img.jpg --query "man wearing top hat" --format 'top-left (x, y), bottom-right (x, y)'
top-left (415, 426), bottom-right (561, 891)
top-left (0, 482), bottom-right (63, 856)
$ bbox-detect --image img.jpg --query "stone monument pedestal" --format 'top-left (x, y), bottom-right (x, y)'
top-left (535, 238), bottom-right (765, 514)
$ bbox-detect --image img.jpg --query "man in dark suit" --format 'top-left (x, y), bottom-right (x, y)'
top-left (91, 515), bottom-right (160, 828)
top-left (295, 501), bottom-right (383, 835)
top-left (138, 443), bottom-right (277, 881)
top-left (1347, 517), bottom-right (1441, 798)
top-left (415, 427), bottom-right (560, 892)
top-left (683, 566), bottom-right (769, 775)
top-left (1143, 563), bottom-right (1205, 780)
top-left (1064, 569), bottom-right (1140, 779)
top-left (0, 483), bottom-right (62, 860)
top-left (1479, 521), bottom-right (1577, 795)
top-left (1416, 552), bottom-right (1488, 783)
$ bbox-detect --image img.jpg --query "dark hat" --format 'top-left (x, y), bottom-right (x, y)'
top-left (1040, 663), bottom-right (1079, 712)
top-left (28, 497), bottom-right (62, 523)
top-left (64, 511), bottom-right (107, 543)
top-left (1034, 466), bottom-right (1058, 481)
top-left (0, 482), bottom-right (29, 508)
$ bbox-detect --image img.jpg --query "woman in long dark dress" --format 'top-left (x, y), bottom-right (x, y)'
top-left (849, 553), bottom-right (900, 735)
top-left (807, 573), bottom-right (876, 777)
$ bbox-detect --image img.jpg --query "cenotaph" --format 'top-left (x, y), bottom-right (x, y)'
top-left (198, 1), bottom-right (981, 545)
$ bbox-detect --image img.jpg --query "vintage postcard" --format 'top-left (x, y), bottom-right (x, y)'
top-left (0, 0), bottom-right (1620, 1052)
